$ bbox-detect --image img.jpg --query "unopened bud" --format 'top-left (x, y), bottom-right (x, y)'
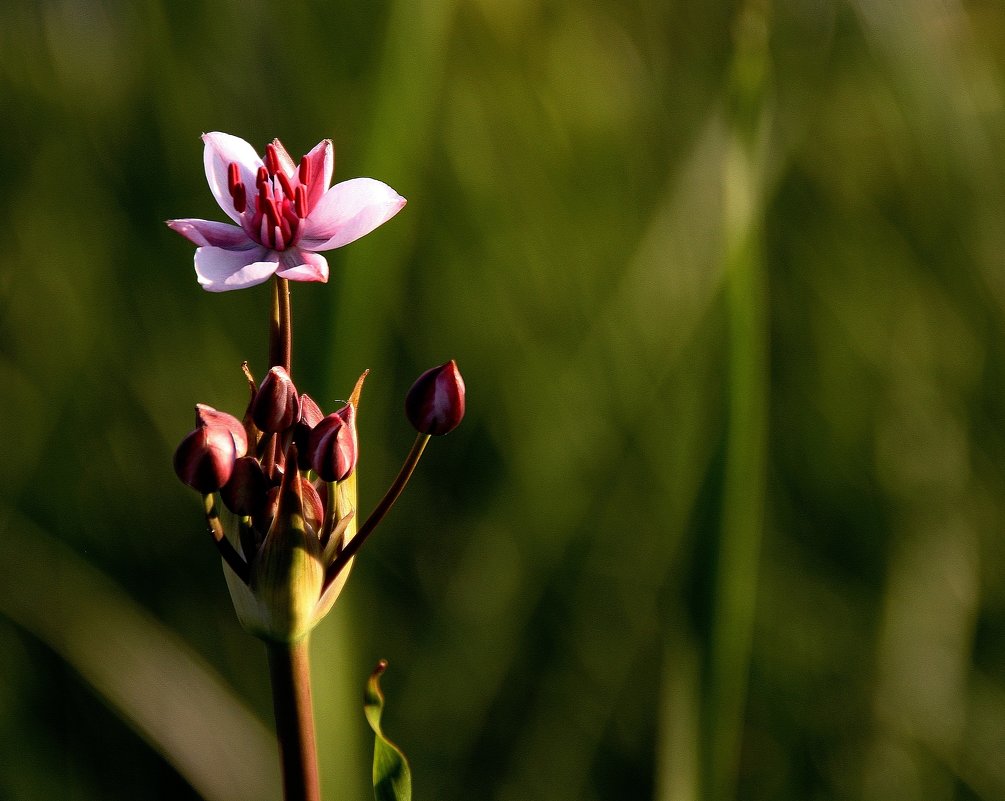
top-left (293, 393), bottom-right (324, 470)
top-left (252, 367), bottom-right (301, 433)
top-left (220, 456), bottom-right (270, 516)
top-left (195, 404), bottom-right (248, 456)
top-left (308, 404), bottom-right (358, 482)
top-left (255, 472), bottom-right (324, 536)
top-left (174, 425), bottom-right (237, 492)
top-left (298, 393), bottom-right (324, 428)
top-left (405, 360), bottom-right (466, 435)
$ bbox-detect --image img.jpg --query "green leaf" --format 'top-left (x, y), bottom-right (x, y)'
top-left (364, 660), bottom-right (413, 801)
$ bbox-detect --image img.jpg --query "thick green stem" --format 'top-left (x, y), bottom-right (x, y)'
top-left (270, 277), bottom-right (292, 372)
top-left (267, 638), bottom-right (321, 801)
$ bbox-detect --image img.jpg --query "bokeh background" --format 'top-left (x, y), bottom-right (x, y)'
top-left (2, 0), bottom-right (1005, 799)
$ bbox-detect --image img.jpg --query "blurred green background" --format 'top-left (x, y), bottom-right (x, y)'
top-left (2, 0), bottom-right (1005, 799)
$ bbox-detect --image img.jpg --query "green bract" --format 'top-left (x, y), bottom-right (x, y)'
top-left (365, 661), bottom-right (412, 801)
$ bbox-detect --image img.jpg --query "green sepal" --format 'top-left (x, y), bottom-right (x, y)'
top-left (365, 660), bottom-right (412, 801)
top-left (313, 469), bottom-right (358, 619)
top-left (225, 449), bottom-right (324, 642)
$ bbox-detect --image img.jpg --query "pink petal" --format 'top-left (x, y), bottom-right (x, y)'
top-left (202, 132), bottom-right (264, 224)
top-left (276, 249), bottom-right (329, 283)
top-left (194, 245), bottom-right (278, 292)
top-left (166, 218), bottom-right (256, 250)
top-left (299, 178), bottom-right (406, 251)
top-left (270, 139), bottom-right (297, 177)
top-left (300, 140), bottom-right (334, 212)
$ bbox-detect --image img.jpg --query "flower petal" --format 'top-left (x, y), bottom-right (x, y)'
top-left (299, 178), bottom-right (406, 251)
top-left (166, 218), bottom-right (257, 250)
top-left (270, 139), bottom-right (298, 177)
top-left (202, 132), bottom-right (264, 224)
top-left (276, 249), bottom-right (329, 283)
top-left (300, 140), bottom-right (334, 212)
top-left (194, 245), bottom-right (278, 292)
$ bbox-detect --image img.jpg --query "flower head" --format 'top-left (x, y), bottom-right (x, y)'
top-left (167, 133), bottom-right (406, 292)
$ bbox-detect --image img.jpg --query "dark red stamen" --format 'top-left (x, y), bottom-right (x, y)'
top-left (276, 170), bottom-right (294, 200)
top-left (255, 181), bottom-right (278, 229)
top-left (265, 143), bottom-right (281, 176)
top-left (227, 163), bottom-right (247, 214)
top-left (231, 183), bottom-right (246, 214)
top-left (257, 180), bottom-right (270, 208)
top-left (241, 147), bottom-right (313, 251)
top-left (263, 198), bottom-right (281, 229)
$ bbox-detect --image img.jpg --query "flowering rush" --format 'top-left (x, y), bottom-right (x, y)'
top-left (167, 132), bottom-right (406, 291)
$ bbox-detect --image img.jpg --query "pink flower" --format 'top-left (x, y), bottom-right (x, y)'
top-left (167, 133), bottom-right (406, 292)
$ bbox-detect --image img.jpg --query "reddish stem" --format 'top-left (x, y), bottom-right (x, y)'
top-left (323, 433), bottom-right (430, 591)
top-left (267, 638), bottom-right (321, 801)
top-left (202, 494), bottom-right (250, 584)
top-left (270, 276), bottom-right (292, 372)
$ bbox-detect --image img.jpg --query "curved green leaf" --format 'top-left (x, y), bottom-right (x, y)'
top-left (364, 660), bottom-right (412, 801)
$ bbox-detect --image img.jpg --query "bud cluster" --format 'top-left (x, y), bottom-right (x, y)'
top-left (173, 359), bottom-right (465, 642)
top-left (173, 365), bottom-right (365, 641)
top-left (175, 366), bottom-right (359, 503)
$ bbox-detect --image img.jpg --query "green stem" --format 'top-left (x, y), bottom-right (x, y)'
top-left (266, 638), bottom-right (321, 801)
top-left (270, 276), bottom-right (292, 372)
top-left (323, 433), bottom-right (430, 591)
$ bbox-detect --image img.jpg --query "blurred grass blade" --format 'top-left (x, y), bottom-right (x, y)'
top-left (327, 0), bottom-right (458, 399)
top-left (0, 508), bottom-right (279, 801)
top-left (705, 3), bottom-right (774, 800)
top-left (364, 660), bottom-right (412, 801)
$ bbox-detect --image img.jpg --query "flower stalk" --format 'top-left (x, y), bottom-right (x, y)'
top-left (271, 276), bottom-right (292, 372)
top-left (267, 638), bottom-right (321, 801)
top-left (324, 433), bottom-right (430, 592)
top-left (203, 493), bottom-right (250, 584)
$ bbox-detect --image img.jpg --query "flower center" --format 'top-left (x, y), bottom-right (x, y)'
top-left (228, 143), bottom-right (312, 252)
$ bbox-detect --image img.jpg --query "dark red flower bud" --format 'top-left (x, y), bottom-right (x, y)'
top-left (293, 393), bottom-right (324, 470)
top-left (220, 456), bottom-right (270, 516)
top-left (174, 425), bottom-right (237, 492)
top-left (405, 360), bottom-right (466, 435)
top-left (251, 367), bottom-right (301, 433)
top-left (298, 393), bottom-right (324, 428)
top-left (307, 404), bottom-right (358, 482)
top-left (195, 403), bottom-right (248, 456)
top-left (255, 473), bottom-right (324, 536)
